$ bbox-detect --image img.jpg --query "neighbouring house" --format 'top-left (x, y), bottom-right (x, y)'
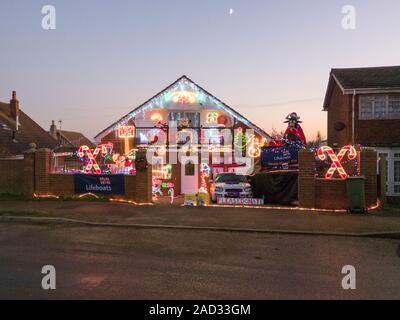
top-left (323, 66), bottom-right (400, 198)
top-left (0, 91), bottom-right (58, 158)
top-left (95, 75), bottom-right (271, 195)
top-left (49, 120), bottom-right (95, 149)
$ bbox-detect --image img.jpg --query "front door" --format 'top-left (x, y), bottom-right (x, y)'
top-left (181, 156), bottom-right (198, 194)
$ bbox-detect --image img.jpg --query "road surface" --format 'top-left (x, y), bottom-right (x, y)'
top-left (0, 222), bottom-right (399, 299)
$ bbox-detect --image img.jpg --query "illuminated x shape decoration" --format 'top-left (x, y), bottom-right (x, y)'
top-left (317, 145), bottom-right (357, 180)
top-left (78, 143), bottom-right (113, 174)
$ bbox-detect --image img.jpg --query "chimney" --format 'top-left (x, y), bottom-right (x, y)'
top-left (50, 120), bottom-right (58, 138)
top-left (9, 91), bottom-right (20, 131)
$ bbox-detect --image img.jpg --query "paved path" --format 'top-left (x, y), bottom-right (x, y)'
top-left (1, 223), bottom-right (400, 299)
top-left (1, 201), bottom-right (400, 236)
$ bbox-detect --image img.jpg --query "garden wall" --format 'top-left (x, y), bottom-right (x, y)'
top-left (0, 149), bottom-right (152, 203)
top-left (298, 149), bottom-right (377, 210)
top-left (0, 155), bottom-right (34, 196)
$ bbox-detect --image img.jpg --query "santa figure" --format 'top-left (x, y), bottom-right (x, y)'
top-left (283, 112), bottom-right (306, 146)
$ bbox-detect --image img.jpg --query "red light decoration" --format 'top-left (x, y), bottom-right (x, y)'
top-left (118, 126), bottom-right (135, 154)
top-left (217, 115), bottom-right (227, 125)
top-left (78, 143), bottom-right (113, 174)
top-left (118, 126), bottom-right (135, 138)
top-left (317, 145), bottom-right (357, 180)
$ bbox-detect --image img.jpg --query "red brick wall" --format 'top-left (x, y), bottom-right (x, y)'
top-left (298, 150), bottom-right (316, 208)
top-left (0, 152), bottom-right (35, 196)
top-left (0, 159), bottom-right (26, 195)
top-left (298, 149), bottom-right (377, 209)
top-left (315, 179), bottom-right (348, 209)
top-left (327, 82), bottom-right (353, 146)
top-left (0, 148), bottom-right (152, 203)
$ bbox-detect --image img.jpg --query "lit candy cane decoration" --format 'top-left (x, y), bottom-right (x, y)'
top-left (317, 145), bottom-right (357, 180)
top-left (78, 143), bottom-right (113, 174)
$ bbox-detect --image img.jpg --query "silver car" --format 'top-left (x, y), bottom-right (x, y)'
top-left (210, 173), bottom-right (253, 202)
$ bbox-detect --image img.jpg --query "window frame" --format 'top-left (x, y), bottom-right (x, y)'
top-left (359, 94), bottom-right (400, 120)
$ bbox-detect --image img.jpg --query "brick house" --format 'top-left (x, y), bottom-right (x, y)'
top-left (95, 76), bottom-right (271, 195)
top-left (0, 91), bottom-right (58, 158)
top-left (49, 120), bottom-right (95, 149)
top-left (323, 66), bottom-right (400, 198)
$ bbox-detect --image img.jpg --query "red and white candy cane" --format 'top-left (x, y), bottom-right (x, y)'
top-left (317, 145), bottom-right (357, 180)
top-left (78, 144), bottom-right (113, 174)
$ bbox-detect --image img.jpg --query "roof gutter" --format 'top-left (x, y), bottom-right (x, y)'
top-left (343, 87), bottom-right (400, 94)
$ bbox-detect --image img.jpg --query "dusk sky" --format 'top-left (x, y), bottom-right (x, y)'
top-left (0, 0), bottom-right (399, 141)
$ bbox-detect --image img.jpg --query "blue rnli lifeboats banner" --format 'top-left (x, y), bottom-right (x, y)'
top-left (261, 144), bottom-right (301, 167)
top-left (74, 174), bottom-right (125, 195)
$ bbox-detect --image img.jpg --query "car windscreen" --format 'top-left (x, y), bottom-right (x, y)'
top-left (215, 174), bottom-right (247, 183)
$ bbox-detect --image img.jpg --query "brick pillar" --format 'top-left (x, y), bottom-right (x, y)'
top-left (298, 149), bottom-right (316, 208)
top-left (22, 151), bottom-right (35, 196)
top-left (135, 149), bottom-right (152, 203)
top-left (34, 148), bottom-right (52, 195)
top-left (360, 149), bottom-right (377, 207)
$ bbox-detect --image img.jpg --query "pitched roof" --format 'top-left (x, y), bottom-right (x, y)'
top-left (58, 130), bottom-right (95, 148)
top-left (332, 66), bottom-right (400, 90)
top-left (95, 75), bottom-right (271, 141)
top-left (0, 101), bottom-right (58, 157)
top-left (323, 66), bottom-right (400, 110)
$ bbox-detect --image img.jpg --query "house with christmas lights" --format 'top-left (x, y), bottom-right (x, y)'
top-left (323, 66), bottom-right (400, 200)
top-left (0, 91), bottom-right (58, 158)
top-left (95, 76), bottom-right (271, 195)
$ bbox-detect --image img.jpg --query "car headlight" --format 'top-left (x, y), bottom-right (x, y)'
top-left (215, 187), bottom-right (224, 192)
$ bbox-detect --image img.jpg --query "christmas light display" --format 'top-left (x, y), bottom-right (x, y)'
top-left (97, 77), bottom-right (270, 142)
top-left (150, 112), bottom-right (163, 122)
top-left (206, 111), bottom-right (219, 124)
top-left (152, 177), bottom-right (163, 200)
top-left (171, 91), bottom-right (197, 104)
top-left (118, 125), bottom-right (135, 155)
top-left (247, 136), bottom-right (267, 158)
top-left (317, 145), bottom-right (358, 180)
top-left (199, 162), bottom-right (211, 193)
top-left (118, 125), bottom-right (135, 138)
top-left (78, 143), bottom-right (113, 174)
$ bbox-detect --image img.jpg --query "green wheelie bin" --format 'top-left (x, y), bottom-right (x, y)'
top-left (346, 176), bottom-right (367, 214)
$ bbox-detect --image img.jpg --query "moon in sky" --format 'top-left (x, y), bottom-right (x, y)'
top-left (229, 8), bottom-right (234, 15)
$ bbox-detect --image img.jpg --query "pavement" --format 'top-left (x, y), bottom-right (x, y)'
top-left (1, 223), bottom-right (400, 299)
top-left (0, 200), bottom-right (400, 237)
